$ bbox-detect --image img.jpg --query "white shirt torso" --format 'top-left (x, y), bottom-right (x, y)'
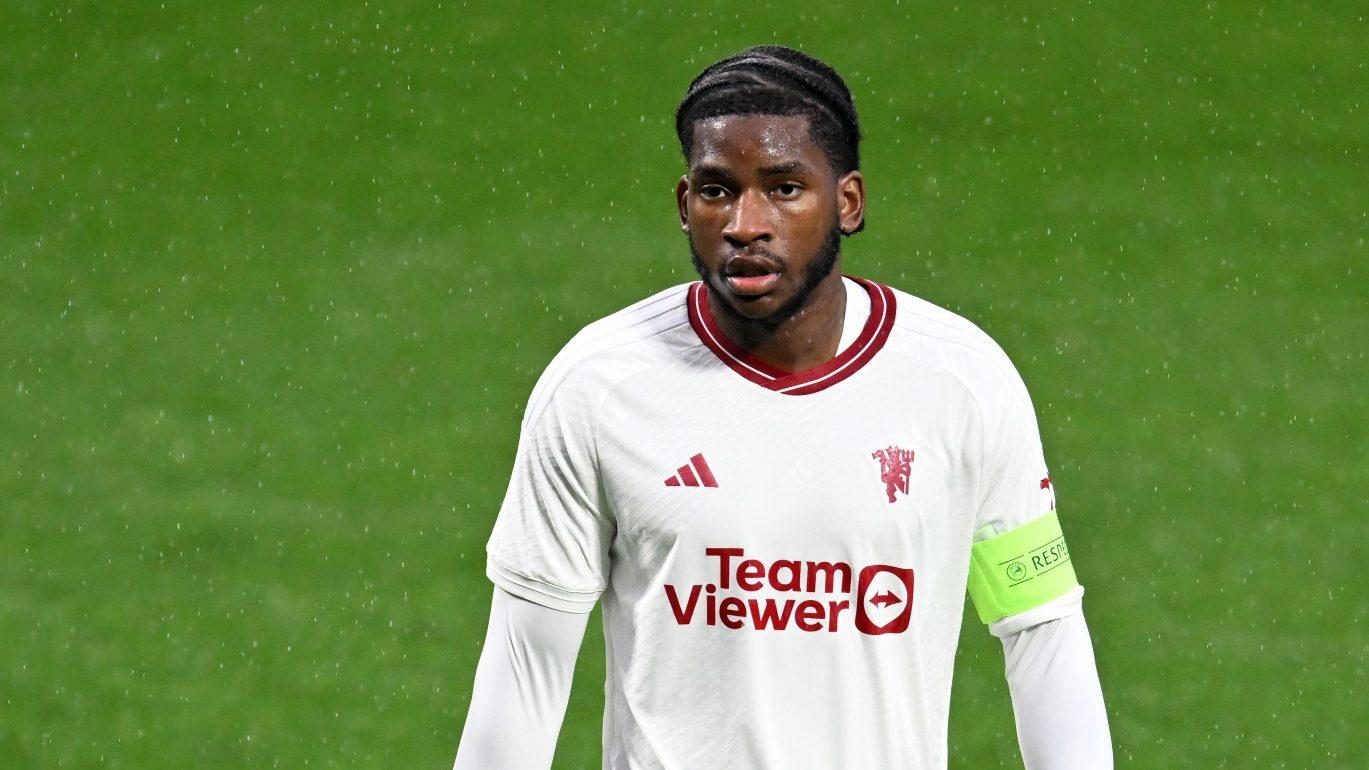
top-left (486, 275), bottom-right (1059, 769)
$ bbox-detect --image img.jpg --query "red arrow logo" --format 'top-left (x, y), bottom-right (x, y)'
top-left (868, 590), bottom-right (901, 608)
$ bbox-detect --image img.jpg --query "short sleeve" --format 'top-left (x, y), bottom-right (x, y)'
top-left (973, 356), bottom-right (1055, 535)
top-left (968, 351), bottom-right (1084, 631)
top-left (485, 364), bottom-right (615, 614)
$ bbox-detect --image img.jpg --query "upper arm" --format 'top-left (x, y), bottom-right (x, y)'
top-left (485, 361), bottom-right (616, 613)
top-left (965, 346), bottom-right (1083, 630)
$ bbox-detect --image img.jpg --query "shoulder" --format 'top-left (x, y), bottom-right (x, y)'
top-left (522, 282), bottom-right (696, 428)
top-left (880, 282), bottom-right (1033, 406)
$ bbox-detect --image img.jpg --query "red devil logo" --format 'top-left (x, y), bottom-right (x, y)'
top-left (871, 446), bottom-right (915, 503)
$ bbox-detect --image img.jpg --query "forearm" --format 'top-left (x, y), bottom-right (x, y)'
top-left (453, 586), bottom-right (590, 770)
top-left (1000, 609), bottom-right (1113, 769)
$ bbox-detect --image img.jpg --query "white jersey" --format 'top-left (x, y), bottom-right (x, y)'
top-left (485, 275), bottom-right (1075, 769)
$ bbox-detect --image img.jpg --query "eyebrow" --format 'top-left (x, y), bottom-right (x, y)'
top-left (690, 160), bottom-right (810, 179)
top-left (758, 161), bottom-right (806, 176)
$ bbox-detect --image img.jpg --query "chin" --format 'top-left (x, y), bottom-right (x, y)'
top-left (714, 284), bottom-right (789, 322)
top-left (729, 296), bottom-right (780, 316)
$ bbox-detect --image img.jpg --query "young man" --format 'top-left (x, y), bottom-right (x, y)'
top-left (454, 46), bottom-right (1112, 769)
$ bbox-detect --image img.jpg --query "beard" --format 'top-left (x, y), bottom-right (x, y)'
top-left (689, 224), bottom-right (842, 330)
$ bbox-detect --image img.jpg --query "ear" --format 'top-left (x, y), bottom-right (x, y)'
top-left (675, 176), bottom-right (690, 232)
top-left (836, 170), bottom-right (865, 234)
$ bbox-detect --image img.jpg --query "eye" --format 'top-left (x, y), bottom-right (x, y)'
top-left (697, 185), bottom-right (728, 200)
top-left (774, 182), bottom-right (802, 199)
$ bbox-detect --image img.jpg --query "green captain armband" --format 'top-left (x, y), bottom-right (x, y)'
top-left (967, 511), bottom-right (1080, 624)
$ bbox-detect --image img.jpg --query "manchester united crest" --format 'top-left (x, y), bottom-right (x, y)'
top-left (871, 446), bottom-right (915, 503)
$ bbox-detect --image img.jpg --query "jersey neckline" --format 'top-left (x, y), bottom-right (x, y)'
top-left (686, 275), bottom-right (897, 396)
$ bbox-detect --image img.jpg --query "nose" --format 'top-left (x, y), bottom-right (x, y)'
top-left (721, 188), bottom-right (772, 246)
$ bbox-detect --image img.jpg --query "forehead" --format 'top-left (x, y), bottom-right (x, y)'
top-left (688, 114), bottom-right (823, 171)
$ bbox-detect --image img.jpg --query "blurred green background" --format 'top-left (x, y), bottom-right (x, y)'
top-left (2, 1), bottom-right (1364, 767)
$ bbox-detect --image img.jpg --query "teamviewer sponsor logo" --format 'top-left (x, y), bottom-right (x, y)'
top-left (663, 547), bottom-right (915, 635)
top-left (854, 565), bottom-right (915, 634)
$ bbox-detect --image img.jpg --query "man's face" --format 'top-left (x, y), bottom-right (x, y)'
top-left (677, 114), bottom-right (864, 326)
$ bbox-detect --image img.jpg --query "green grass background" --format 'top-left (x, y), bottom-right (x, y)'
top-left (2, 1), bottom-right (1364, 767)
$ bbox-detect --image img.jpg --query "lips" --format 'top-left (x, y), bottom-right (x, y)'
top-left (722, 253), bottom-right (782, 297)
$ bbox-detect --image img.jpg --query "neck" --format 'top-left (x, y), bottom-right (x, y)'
top-left (708, 271), bottom-right (848, 373)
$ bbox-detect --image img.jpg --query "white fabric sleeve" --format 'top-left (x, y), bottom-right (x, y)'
top-left (1000, 606), bottom-right (1113, 769)
top-left (965, 342), bottom-right (1085, 627)
top-left (970, 344), bottom-right (1056, 537)
top-left (486, 349), bottom-right (616, 613)
top-left (453, 586), bottom-right (590, 770)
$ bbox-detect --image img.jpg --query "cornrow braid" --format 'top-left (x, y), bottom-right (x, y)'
top-left (675, 45), bottom-right (862, 176)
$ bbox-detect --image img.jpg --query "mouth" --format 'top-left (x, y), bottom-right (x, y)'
top-left (722, 253), bottom-right (782, 297)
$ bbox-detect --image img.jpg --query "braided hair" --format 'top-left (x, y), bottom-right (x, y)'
top-left (675, 45), bottom-right (862, 177)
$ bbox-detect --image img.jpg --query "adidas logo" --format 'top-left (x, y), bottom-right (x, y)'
top-left (664, 453), bottom-right (718, 488)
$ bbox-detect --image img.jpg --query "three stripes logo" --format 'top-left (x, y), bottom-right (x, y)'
top-left (664, 453), bottom-right (718, 488)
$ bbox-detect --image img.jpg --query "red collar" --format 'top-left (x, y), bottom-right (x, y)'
top-left (687, 276), bottom-right (897, 396)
